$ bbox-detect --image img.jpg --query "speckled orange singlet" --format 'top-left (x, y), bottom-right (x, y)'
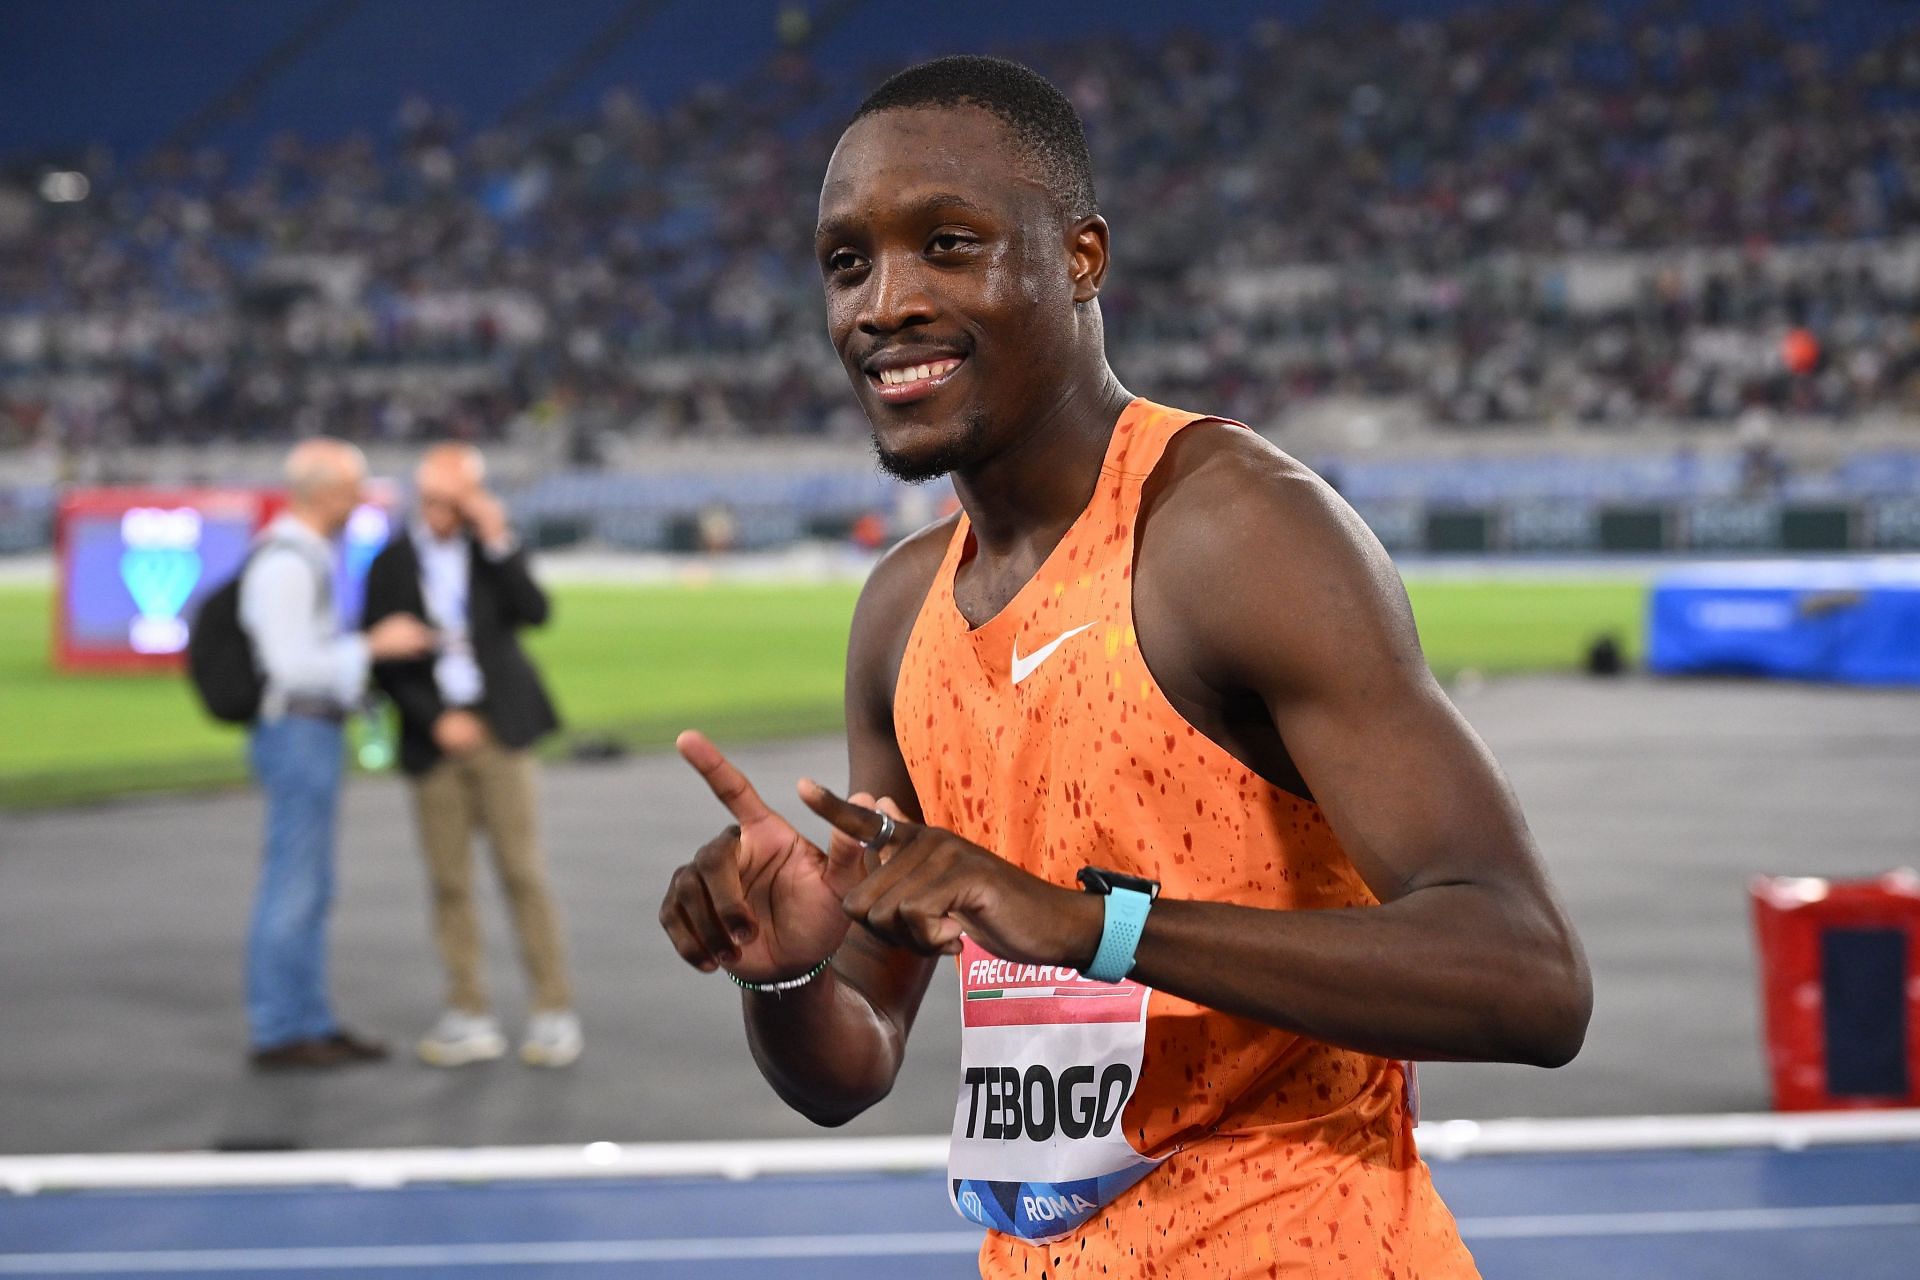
top-left (893, 399), bottom-right (1478, 1278)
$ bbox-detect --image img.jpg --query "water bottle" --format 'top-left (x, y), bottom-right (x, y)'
top-left (353, 697), bottom-right (397, 772)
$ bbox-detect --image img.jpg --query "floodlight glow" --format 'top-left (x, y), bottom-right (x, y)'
top-left (39, 171), bottom-right (90, 203)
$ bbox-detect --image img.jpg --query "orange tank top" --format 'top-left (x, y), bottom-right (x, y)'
top-left (893, 398), bottom-right (1477, 1277)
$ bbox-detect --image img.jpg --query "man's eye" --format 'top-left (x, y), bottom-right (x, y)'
top-left (929, 234), bottom-right (971, 254)
top-left (827, 250), bottom-right (864, 273)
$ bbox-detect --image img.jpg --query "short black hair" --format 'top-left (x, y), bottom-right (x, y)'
top-left (852, 55), bottom-right (1098, 221)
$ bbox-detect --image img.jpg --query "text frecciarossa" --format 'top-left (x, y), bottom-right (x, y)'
top-left (967, 959), bottom-right (1085, 985)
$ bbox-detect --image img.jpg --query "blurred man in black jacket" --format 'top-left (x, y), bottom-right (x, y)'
top-left (363, 443), bottom-right (581, 1069)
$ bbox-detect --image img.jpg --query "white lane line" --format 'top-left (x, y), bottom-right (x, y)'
top-left (1457, 1202), bottom-right (1920, 1239)
top-left (0, 1231), bottom-right (983, 1273)
top-left (5, 1205), bottom-right (1920, 1273)
top-left (9, 1112), bottom-right (1920, 1194)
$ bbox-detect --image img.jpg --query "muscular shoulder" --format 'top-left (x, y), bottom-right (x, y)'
top-left (1142, 421), bottom-right (1358, 551)
top-left (860, 512), bottom-right (960, 613)
top-left (846, 512), bottom-right (961, 709)
top-left (1136, 422), bottom-right (1422, 697)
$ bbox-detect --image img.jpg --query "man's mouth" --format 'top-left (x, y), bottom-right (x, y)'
top-left (867, 356), bottom-right (966, 405)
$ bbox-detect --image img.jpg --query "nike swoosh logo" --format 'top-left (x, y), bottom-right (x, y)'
top-left (1011, 622), bottom-right (1095, 686)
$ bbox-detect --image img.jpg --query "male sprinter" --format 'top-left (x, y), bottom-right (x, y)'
top-left (659, 56), bottom-right (1590, 1276)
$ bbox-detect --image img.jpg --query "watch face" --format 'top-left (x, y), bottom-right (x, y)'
top-left (1078, 866), bottom-right (1161, 899)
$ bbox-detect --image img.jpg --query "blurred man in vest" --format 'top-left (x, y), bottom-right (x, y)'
top-left (243, 437), bottom-right (435, 1069)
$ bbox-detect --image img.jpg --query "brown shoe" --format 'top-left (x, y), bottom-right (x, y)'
top-left (249, 1037), bottom-right (354, 1071)
top-left (327, 1028), bottom-right (390, 1062)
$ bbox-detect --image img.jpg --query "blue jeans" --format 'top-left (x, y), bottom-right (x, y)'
top-left (246, 715), bottom-right (345, 1049)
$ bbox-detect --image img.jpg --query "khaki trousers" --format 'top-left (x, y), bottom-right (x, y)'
top-left (408, 739), bottom-right (573, 1014)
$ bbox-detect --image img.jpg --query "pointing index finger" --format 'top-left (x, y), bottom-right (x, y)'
top-left (798, 778), bottom-right (892, 848)
top-left (677, 730), bottom-right (775, 826)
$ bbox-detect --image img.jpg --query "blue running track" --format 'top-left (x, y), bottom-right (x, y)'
top-left (3, 1144), bottom-right (1918, 1278)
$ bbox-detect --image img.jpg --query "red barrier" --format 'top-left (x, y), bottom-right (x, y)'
top-left (1752, 870), bottom-right (1920, 1111)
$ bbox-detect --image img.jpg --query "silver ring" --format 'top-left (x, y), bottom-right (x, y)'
top-left (861, 810), bottom-right (896, 855)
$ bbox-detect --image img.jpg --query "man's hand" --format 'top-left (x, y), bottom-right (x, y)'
top-left (660, 732), bottom-right (881, 983)
top-left (433, 709), bottom-right (488, 756)
top-left (367, 613), bottom-right (437, 660)
top-left (798, 780), bottom-right (1103, 969)
top-left (459, 487), bottom-right (512, 551)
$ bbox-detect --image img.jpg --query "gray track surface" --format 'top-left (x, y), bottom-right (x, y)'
top-left (3, 675), bottom-right (1917, 1155)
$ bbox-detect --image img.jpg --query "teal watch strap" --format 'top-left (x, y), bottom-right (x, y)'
top-left (1085, 886), bottom-right (1153, 983)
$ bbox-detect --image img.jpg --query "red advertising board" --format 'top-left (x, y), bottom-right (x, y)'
top-left (54, 487), bottom-right (279, 672)
top-left (1752, 870), bottom-right (1920, 1111)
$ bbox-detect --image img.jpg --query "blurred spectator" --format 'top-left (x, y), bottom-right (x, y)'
top-left (362, 443), bottom-right (581, 1070)
top-left (241, 438), bottom-right (435, 1070)
top-left (2, 2), bottom-right (1917, 451)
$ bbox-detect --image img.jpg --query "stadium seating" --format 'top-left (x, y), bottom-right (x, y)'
top-left (0, 0), bottom-right (1916, 459)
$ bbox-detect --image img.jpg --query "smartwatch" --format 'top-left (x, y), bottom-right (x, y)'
top-left (1078, 866), bottom-right (1161, 983)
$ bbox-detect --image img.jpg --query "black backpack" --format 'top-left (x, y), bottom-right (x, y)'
top-left (186, 538), bottom-right (330, 725)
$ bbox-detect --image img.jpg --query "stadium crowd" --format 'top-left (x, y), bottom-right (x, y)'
top-left (2, 2), bottom-right (1918, 451)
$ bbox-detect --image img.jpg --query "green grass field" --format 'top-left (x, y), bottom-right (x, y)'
top-left (0, 576), bottom-right (1643, 808)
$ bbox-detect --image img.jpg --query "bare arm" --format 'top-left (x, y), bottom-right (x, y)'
top-left (659, 519), bottom-right (953, 1125)
top-left (1119, 428), bottom-right (1591, 1064)
top-left (738, 525), bottom-right (950, 1123)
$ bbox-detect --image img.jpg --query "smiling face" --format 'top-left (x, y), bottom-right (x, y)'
top-left (816, 105), bottom-right (1107, 482)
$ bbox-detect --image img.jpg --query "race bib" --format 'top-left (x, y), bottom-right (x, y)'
top-left (948, 938), bottom-right (1164, 1243)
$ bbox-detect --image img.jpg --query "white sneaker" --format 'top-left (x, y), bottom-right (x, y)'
top-left (416, 1010), bottom-right (507, 1067)
top-left (520, 1010), bottom-right (583, 1068)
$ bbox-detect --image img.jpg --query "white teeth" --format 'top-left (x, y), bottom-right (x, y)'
top-left (877, 358), bottom-right (960, 387)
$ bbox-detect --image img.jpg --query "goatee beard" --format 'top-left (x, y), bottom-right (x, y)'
top-left (871, 411), bottom-right (990, 484)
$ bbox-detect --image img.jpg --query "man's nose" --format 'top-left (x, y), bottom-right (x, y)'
top-left (857, 252), bottom-right (937, 335)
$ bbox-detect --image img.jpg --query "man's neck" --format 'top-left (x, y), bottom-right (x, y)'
top-left (952, 370), bottom-right (1133, 555)
top-left (283, 508), bottom-right (334, 542)
top-left (415, 520), bottom-right (464, 549)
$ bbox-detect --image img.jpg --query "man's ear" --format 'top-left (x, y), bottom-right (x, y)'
top-left (1068, 214), bottom-right (1111, 304)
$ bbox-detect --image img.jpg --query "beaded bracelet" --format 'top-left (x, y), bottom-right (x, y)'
top-left (726, 954), bottom-right (831, 995)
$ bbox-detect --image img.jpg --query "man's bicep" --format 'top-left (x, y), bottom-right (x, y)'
top-left (1213, 481), bottom-right (1547, 902)
top-left (842, 529), bottom-right (948, 824)
top-left (843, 608), bottom-right (921, 821)
top-left (1269, 664), bottom-right (1545, 902)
